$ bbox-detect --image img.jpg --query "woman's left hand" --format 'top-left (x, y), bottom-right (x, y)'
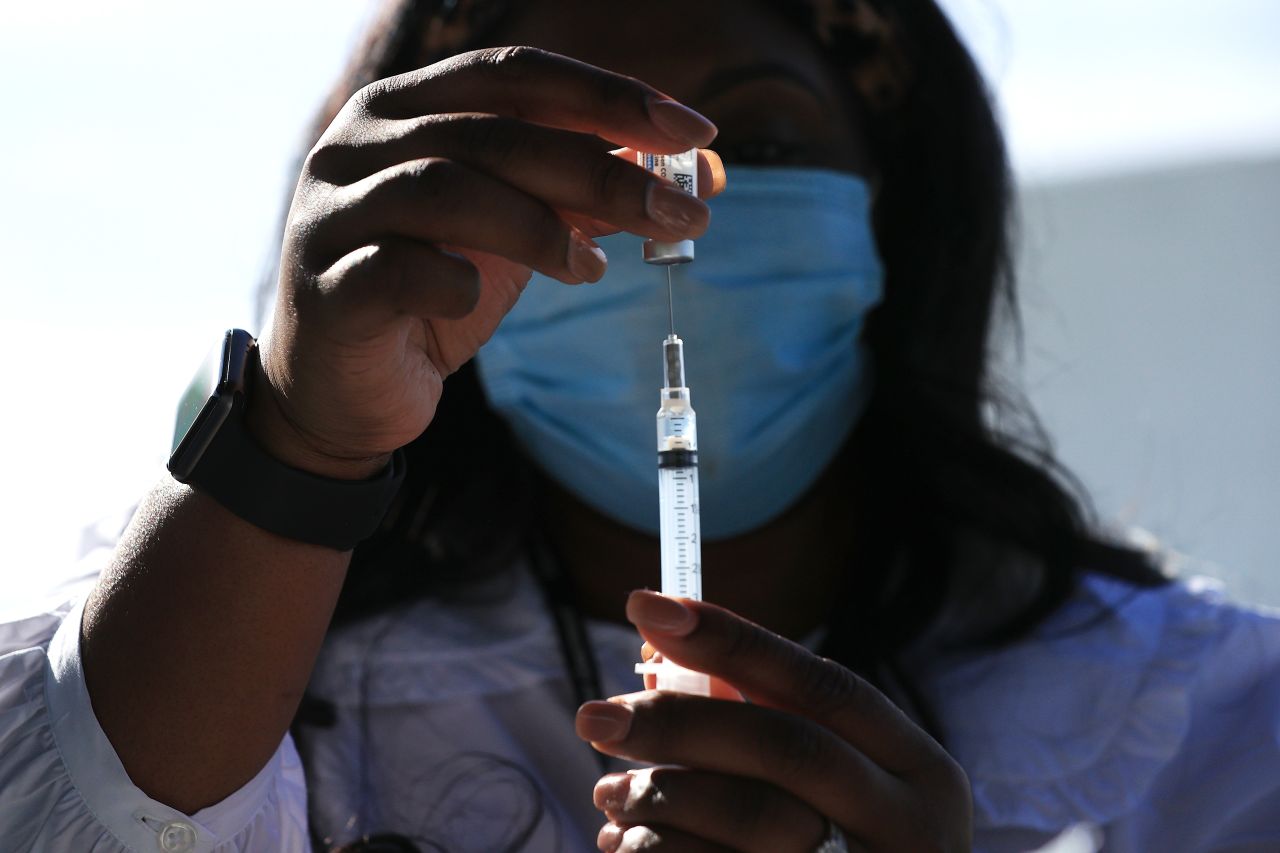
top-left (575, 590), bottom-right (972, 852)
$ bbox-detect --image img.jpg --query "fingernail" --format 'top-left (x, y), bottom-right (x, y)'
top-left (647, 98), bottom-right (718, 147)
top-left (594, 773), bottom-right (631, 811)
top-left (576, 700), bottom-right (634, 743)
top-left (568, 231), bottom-right (608, 282)
top-left (627, 590), bottom-right (697, 635)
top-left (597, 823), bottom-right (625, 852)
top-left (702, 148), bottom-right (728, 196)
top-left (645, 181), bottom-right (707, 235)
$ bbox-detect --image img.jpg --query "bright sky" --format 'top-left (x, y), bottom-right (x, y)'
top-left (0, 0), bottom-right (1277, 604)
top-left (955, 0), bottom-right (1280, 179)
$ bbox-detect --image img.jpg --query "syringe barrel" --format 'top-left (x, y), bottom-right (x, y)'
top-left (658, 465), bottom-right (701, 600)
top-left (647, 332), bottom-right (711, 696)
top-left (657, 390), bottom-right (697, 454)
top-left (638, 149), bottom-right (698, 265)
top-left (657, 361), bottom-right (700, 603)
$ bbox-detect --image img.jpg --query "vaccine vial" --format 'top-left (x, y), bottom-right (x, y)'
top-left (638, 149), bottom-right (698, 265)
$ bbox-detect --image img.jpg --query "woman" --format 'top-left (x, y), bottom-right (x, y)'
top-left (1, 0), bottom-right (1278, 851)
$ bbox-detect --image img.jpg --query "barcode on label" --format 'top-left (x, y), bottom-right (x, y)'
top-left (674, 172), bottom-right (694, 194)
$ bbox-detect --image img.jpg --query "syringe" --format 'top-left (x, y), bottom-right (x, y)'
top-left (633, 149), bottom-right (711, 696)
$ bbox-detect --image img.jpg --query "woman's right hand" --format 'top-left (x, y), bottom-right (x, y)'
top-left (249, 46), bottom-right (722, 478)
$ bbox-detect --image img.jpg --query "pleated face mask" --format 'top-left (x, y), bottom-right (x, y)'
top-left (475, 166), bottom-right (884, 540)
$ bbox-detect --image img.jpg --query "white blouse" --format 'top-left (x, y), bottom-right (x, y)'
top-left (2, 541), bottom-right (1279, 852)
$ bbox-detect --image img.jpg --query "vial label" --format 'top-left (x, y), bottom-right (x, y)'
top-left (638, 149), bottom-right (698, 264)
top-left (638, 149), bottom-right (698, 197)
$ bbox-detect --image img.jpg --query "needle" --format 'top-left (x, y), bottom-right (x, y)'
top-left (666, 266), bottom-right (675, 336)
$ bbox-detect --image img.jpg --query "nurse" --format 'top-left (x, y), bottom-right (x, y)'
top-left (1, 1), bottom-right (1278, 851)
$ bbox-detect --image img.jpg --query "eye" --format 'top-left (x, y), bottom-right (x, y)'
top-left (716, 139), bottom-right (809, 166)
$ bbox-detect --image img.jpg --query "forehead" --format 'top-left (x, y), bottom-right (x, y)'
top-left (487, 0), bottom-right (841, 110)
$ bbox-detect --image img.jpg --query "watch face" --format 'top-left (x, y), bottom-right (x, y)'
top-left (167, 329), bottom-right (256, 481)
top-left (172, 341), bottom-right (224, 454)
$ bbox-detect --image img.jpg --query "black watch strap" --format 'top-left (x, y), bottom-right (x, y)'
top-left (189, 396), bottom-right (406, 550)
top-left (168, 330), bottom-right (406, 551)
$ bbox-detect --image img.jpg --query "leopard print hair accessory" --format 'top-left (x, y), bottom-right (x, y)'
top-left (803, 0), bottom-right (911, 111)
top-left (417, 0), bottom-right (911, 112)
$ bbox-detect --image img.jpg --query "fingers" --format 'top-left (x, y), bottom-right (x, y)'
top-left (304, 48), bottom-right (727, 269)
top-left (594, 767), bottom-right (826, 853)
top-left (624, 591), bottom-right (938, 775)
top-left (638, 646), bottom-right (744, 700)
top-left (312, 239), bottom-right (481, 331)
top-left (576, 692), bottom-right (911, 847)
top-left (308, 116), bottom-right (714, 243)
top-left (358, 46), bottom-right (717, 152)
top-left (309, 157), bottom-right (609, 285)
top-left (310, 119), bottom-right (725, 201)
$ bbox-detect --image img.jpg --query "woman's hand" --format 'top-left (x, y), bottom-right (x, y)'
top-left (575, 591), bottom-right (972, 852)
top-left (250, 47), bottom-right (723, 478)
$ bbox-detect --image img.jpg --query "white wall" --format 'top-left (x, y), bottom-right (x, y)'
top-left (1016, 156), bottom-right (1280, 603)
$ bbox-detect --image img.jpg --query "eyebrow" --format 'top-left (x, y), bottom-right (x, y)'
top-left (693, 61), bottom-right (829, 106)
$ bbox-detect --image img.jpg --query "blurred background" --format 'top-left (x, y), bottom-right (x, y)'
top-left (1, 0), bottom-right (1277, 609)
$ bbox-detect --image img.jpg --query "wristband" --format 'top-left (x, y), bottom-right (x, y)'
top-left (168, 330), bottom-right (406, 550)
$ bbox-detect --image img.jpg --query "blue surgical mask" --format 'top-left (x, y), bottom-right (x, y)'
top-left (475, 166), bottom-right (884, 540)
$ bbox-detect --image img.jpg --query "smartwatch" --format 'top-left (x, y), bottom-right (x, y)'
top-left (168, 329), bottom-right (406, 550)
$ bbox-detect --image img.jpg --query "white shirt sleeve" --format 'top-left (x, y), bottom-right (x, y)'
top-left (0, 595), bottom-right (310, 852)
top-left (1113, 583), bottom-right (1280, 852)
top-left (927, 572), bottom-right (1280, 852)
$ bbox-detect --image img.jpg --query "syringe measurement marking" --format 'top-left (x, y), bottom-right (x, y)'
top-left (667, 469), bottom-right (697, 596)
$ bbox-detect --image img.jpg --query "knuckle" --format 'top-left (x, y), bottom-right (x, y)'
top-left (289, 196), bottom-right (343, 271)
top-left (718, 612), bottom-right (771, 665)
top-left (396, 157), bottom-right (458, 204)
top-left (477, 44), bottom-right (546, 78)
top-left (531, 210), bottom-right (570, 267)
top-left (304, 138), bottom-right (353, 182)
top-left (630, 767), bottom-right (673, 812)
top-left (635, 694), bottom-right (685, 755)
top-left (402, 112), bottom-right (449, 139)
top-left (585, 155), bottom-right (635, 209)
top-left (352, 244), bottom-right (411, 305)
top-left (363, 241), bottom-right (407, 283)
top-left (454, 114), bottom-right (521, 164)
top-left (723, 781), bottom-right (773, 837)
top-left (758, 716), bottom-right (828, 783)
top-left (794, 656), bottom-right (861, 718)
top-left (397, 113), bottom-right (453, 158)
top-left (591, 67), bottom-right (639, 114)
top-left (350, 79), bottom-right (387, 115)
